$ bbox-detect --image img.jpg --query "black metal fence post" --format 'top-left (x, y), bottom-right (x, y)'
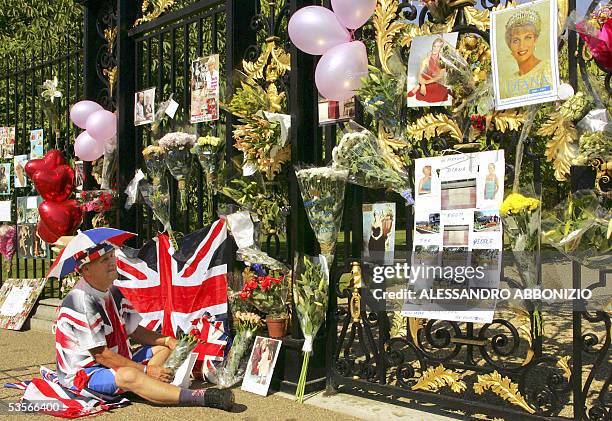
top-left (116, 0), bottom-right (141, 239)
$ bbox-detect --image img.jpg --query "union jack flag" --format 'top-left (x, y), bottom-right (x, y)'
top-left (114, 219), bottom-right (229, 345)
top-left (193, 314), bottom-right (231, 381)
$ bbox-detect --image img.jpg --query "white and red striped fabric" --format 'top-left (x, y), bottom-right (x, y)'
top-left (4, 366), bottom-right (129, 419)
top-left (114, 219), bottom-right (229, 350)
top-left (193, 314), bottom-right (230, 381)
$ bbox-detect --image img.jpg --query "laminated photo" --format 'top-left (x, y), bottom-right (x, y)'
top-left (362, 202), bottom-right (396, 264)
top-left (0, 127), bottom-right (15, 159)
top-left (318, 96), bottom-right (356, 125)
top-left (14, 155), bottom-right (28, 188)
top-left (241, 336), bottom-right (282, 396)
top-left (190, 54), bottom-right (220, 123)
top-left (30, 129), bottom-right (44, 159)
top-left (406, 32), bottom-right (459, 108)
top-left (17, 196), bottom-right (41, 224)
top-left (0, 163), bottom-right (11, 195)
top-left (491, 0), bottom-right (560, 109)
top-left (134, 87), bottom-right (156, 126)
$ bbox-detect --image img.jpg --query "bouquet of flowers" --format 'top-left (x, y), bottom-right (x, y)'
top-left (142, 145), bottom-right (166, 186)
top-left (163, 322), bottom-right (203, 374)
top-left (138, 180), bottom-right (178, 250)
top-left (214, 311), bottom-right (262, 388)
top-left (439, 41), bottom-right (476, 108)
top-left (191, 135), bottom-right (224, 223)
top-left (295, 166), bottom-right (348, 266)
top-left (500, 190), bottom-right (543, 339)
top-left (38, 76), bottom-right (62, 147)
top-left (293, 254), bottom-right (329, 403)
top-left (158, 131), bottom-right (197, 211)
top-left (569, 4), bottom-right (612, 71)
top-left (542, 190), bottom-right (612, 269)
top-left (239, 267), bottom-right (288, 319)
top-left (332, 125), bottom-right (413, 205)
top-left (78, 190), bottom-right (117, 228)
top-left (0, 225), bottom-right (16, 272)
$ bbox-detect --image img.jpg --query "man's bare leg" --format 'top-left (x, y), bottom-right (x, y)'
top-left (148, 346), bottom-right (171, 367)
top-left (115, 367), bottom-right (180, 404)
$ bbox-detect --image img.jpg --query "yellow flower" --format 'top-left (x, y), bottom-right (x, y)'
top-left (500, 193), bottom-right (541, 216)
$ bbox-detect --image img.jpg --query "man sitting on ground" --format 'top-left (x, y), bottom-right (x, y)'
top-left (54, 242), bottom-right (234, 410)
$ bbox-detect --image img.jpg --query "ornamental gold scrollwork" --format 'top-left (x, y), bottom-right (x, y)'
top-left (242, 36), bottom-right (290, 83)
top-left (134, 0), bottom-right (175, 27)
top-left (473, 370), bottom-right (536, 414)
top-left (591, 157), bottom-right (612, 199)
top-left (411, 364), bottom-right (467, 393)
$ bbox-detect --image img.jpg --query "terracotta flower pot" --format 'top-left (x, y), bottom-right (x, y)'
top-left (266, 316), bottom-right (288, 338)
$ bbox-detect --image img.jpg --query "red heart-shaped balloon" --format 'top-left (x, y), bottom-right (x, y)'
top-left (31, 165), bottom-right (75, 203)
top-left (25, 150), bottom-right (66, 179)
top-left (38, 200), bottom-right (83, 238)
top-left (37, 219), bottom-right (60, 244)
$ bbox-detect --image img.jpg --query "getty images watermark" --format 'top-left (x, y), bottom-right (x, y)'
top-left (367, 262), bottom-right (594, 304)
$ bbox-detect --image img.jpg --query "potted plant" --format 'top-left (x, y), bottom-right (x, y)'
top-left (239, 266), bottom-right (289, 338)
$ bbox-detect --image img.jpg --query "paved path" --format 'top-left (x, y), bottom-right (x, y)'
top-left (0, 329), bottom-right (461, 421)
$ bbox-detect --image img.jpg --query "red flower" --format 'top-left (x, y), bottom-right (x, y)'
top-left (261, 277), bottom-right (272, 291)
top-left (191, 319), bottom-right (199, 326)
top-left (191, 328), bottom-right (201, 338)
top-left (246, 280), bottom-right (258, 291)
top-left (272, 276), bottom-right (282, 285)
top-left (239, 291), bottom-right (248, 301)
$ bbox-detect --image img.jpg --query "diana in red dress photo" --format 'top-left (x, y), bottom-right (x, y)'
top-left (407, 37), bottom-right (449, 104)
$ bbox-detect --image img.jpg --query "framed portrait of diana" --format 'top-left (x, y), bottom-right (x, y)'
top-left (490, 0), bottom-right (560, 110)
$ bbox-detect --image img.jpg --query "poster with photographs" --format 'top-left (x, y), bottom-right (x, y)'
top-left (402, 150), bottom-right (505, 324)
top-left (17, 196), bottom-right (41, 224)
top-left (318, 96), bottom-right (356, 125)
top-left (0, 278), bottom-right (47, 330)
top-left (241, 336), bottom-right (282, 396)
top-left (14, 155), bottom-right (28, 188)
top-left (30, 129), bottom-right (44, 159)
top-left (18, 223), bottom-right (47, 259)
top-left (75, 161), bottom-right (84, 191)
top-left (491, 0), bottom-right (559, 109)
top-left (0, 127), bottom-right (15, 159)
top-left (134, 87), bottom-right (156, 126)
top-left (0, 163), bottom-right (11, 195)
top-left (190, 54), bottom-right (220, 123)
top-left (406, 32), bottom-right (459, 108)
top-left (363, 203), bottom-right (396, 264)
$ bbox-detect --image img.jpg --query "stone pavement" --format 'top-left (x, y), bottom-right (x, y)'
top-left (0, 329), bottom-right (462, 421)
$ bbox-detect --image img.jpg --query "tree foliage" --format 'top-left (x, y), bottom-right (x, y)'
top-left (0, 0), bottom-right (82, 59)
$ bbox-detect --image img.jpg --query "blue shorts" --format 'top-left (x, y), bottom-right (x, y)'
top-left (81, 346), bottom-right (153, 395)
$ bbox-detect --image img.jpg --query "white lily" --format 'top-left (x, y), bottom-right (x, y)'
top-left (41, 76), bottom-right (63, 103)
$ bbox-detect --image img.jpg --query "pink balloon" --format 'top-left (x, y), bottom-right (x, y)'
top-left (70, 100), bottom-right (103, 129)
top-left (315, 41), bottom-right (369, 101)
top-left (331, 0), bottom-right (377, 29)
top-left (74, 131), bottom-right (104, 161)
top-left (85, 110), bottom-right (117, 142)
top-left (288, 6), bottom-right (351, 55)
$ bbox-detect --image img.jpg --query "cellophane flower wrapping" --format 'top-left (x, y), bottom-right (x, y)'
top-left (139, 180), bottom-right (179, 250)
top-left (439, 41), bottom-right (476, 106)
top-left (500, 187), bottom-right (543, 339)
top-left (568, 6), bottom-right (612, 71)
top-left (542, 190), bottom-right (611, 269)
top-left (163, 325), bottom-right (201, 374)
top-left (293, 254), bottom-right (329, 403)
top-left (295, 166), bottom-right (348, 266)
top-left (576, 109), bottom-right (612, 163)
top-left (332, 123), bottom-right (413, 205)
top-left (212, 311), bottom-right (261, 388)
top-left (240, 267), bottom-right (289, 318)
top-left (142, 145), bottom-right (166, 187)
top-left (191, 135), bottom-right (224, 223)
top-left (158, 131), bottom-right (197, 211)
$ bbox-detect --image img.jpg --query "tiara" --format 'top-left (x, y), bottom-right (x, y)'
top-left (505, 8), bottom-right (542, 32)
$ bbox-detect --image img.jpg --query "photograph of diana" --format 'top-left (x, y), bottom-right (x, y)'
top-left (242, 336), bottom-right (282, 396)
top-left (406, 33), bottom-right (459, 108)
top-left (491, 0), bottom-right (559, 109)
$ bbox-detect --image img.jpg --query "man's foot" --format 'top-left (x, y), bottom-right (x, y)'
top-left (204, 387), bottom-right (235, 411)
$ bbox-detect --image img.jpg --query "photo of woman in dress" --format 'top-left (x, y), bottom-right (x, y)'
top-left (0, 164), bottom-right (10, 195)
top-left (368, 211), bottom-right (386, 260)
top-left (257, 340), bottom-right (274, 385)
top-left (484, 163), bottom-right (499, 200)
top-left (407, 37), bottom-right (449, 104)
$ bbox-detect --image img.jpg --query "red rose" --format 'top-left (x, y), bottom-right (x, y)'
top-left (191, 319), bottom-right (199, 326)
top-left (272, 276), bottom-right (282, 285)
top-left (239, 291), bottom-right (248, 301)
top-left (261, 277), bottom-right (272, 291)
top-left (246, 280), bottom-right (258, 291)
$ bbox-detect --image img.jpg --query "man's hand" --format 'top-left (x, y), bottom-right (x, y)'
top-left (146, 365), bottom-right (174, 383)
top-left (165, 337), bottom-right (178, 350)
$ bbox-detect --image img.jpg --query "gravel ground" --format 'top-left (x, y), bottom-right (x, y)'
top-left (0, 329), bottom-right (360, 421)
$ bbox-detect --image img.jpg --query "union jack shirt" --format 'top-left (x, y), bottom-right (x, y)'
top-left (55, 279), bottom-right (142, 389)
